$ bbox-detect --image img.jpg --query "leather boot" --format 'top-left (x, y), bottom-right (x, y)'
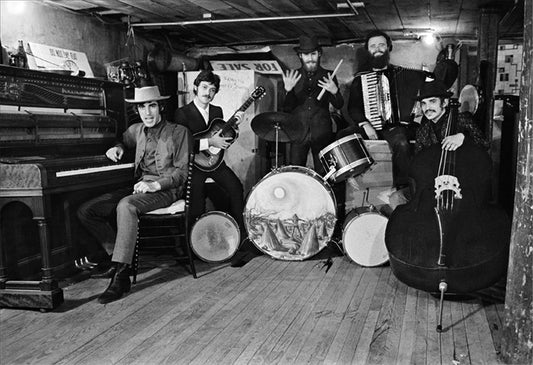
top-left (90, 262), bottom-right (117, 279)
top-left (97, 263), bottom-right (131, 304)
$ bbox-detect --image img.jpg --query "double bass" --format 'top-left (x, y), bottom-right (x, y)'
top-left (385, 99), bottom-right (510, 331)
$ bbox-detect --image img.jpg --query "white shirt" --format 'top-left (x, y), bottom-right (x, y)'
top-left (193, 99), bottom-right (220, 153)
top-left (193, 99), bottom-right (211, 151)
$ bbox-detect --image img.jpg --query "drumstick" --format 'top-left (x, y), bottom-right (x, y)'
top-left (317, 59), bottom-right (343, 101)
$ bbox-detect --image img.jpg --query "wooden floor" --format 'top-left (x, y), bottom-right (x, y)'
top-left (0, 250), bottom-right (505, 365)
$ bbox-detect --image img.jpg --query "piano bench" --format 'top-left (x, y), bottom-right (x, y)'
top-left (133, 199), bottom-right (197, 284)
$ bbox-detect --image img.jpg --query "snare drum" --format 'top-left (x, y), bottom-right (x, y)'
top-left (244, 166), bottom-right (336, 261)
top-left (342, 206), bottom-right (389, 266)
top-left (319, 134), bottom-right (374, 182)
top-left (190, 211), bottom-right (240, 262)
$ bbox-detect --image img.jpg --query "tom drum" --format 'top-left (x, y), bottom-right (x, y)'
top-left (319, 133), bottom-right (374, 182)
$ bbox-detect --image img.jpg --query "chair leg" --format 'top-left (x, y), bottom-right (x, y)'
top-left (132, 228), bottom-right (140, 284)
top-left (184, 234), bottom-right (197, 279)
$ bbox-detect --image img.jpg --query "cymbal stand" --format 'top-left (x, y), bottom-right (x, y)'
top-left (274, 122), bottom-right (281, 170)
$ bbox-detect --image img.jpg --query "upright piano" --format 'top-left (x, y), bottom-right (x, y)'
top-left (0, 65), bottom-right (133, 310)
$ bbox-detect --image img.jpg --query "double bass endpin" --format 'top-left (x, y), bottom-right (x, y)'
top-left (436, 280), bottom-right (448, 332)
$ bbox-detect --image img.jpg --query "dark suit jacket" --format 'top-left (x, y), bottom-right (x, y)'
top-left (282, 66), bottom-right (343, 144)
top-left (174, 101), bottom-right (223, 153)
top-left (173, 101), bottom-right (244, 230)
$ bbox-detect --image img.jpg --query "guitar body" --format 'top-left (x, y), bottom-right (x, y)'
top-left (191, 85), bottom-right (266, 172)
top-left (193, 118), bottom-right (238, 172)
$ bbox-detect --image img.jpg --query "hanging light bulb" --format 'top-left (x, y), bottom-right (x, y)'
top-left (5, 0), bottom-right (27, 15)
top-left (420, 33), bottom-right (436, 45)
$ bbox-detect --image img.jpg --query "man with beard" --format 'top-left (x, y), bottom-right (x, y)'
top-left (348, 30), bottom-right (426, 192)
top-left (175, 70), bottom-right (259, 267)
top-left (282, 34), bottom-right (344, 175)
top-left (282, 35), bottom-right (346, 233)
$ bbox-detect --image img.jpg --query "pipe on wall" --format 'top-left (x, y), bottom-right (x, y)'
top-left (147, 47), bottom-right (199, 72)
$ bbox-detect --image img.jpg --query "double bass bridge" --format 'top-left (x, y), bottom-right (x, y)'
top-left (434, 174), bottom-right (463, 200)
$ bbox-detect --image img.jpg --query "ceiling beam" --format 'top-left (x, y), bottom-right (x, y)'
top-left (130, 12), bottom-right (357, 28)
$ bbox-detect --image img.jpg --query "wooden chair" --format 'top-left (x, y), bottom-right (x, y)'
top-left (132, 153), bottom-right (197, 283)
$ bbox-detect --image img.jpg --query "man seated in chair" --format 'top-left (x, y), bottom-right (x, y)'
top-left (77, 86), bottom-right (192, 304)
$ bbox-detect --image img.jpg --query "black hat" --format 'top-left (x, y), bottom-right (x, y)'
top-left (294, 35), bottom-right (321, 53)
top-left (416, 80), bottom-right (453, 100)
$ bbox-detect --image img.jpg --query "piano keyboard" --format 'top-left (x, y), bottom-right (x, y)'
top-left (56, 163), bottom-right (134, 178)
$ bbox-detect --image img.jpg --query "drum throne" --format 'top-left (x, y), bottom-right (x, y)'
top-left (132, 153), bottom-right (197, 283)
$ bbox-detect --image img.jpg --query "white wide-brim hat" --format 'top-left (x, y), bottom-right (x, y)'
top-left (125, 86), bottom-right (170, 103)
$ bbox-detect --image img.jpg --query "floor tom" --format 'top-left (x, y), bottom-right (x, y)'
top-left (342, 206), bottom-right (389, 266)
top-left (190, 211), bottom-right (240, 262)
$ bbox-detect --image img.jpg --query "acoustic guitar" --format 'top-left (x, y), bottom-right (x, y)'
top-left (193, 86), bottom-right (266, 171)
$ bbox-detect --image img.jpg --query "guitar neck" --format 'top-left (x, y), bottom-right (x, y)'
top-left (228, 97), bottom-right (257, 126)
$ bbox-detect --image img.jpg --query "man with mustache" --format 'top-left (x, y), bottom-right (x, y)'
top-left (414, 79), bottom-right (488, 153)
top-left (282, 35), bottom-right (346, 230)
top-left (282, 35), bottom-right (344, 175)
top-left (348, 30), bottom-right (426, 192)
top-left (77, 86), bottom-right (192, 303)
top-left (388, 79), bottom-right (488, 208)
top-left (175, 70), bottom-right (258, 267)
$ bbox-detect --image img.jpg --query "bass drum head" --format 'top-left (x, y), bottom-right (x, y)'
top-left (459, 85), bottom-right (480, 115)
top-left (342, 209), bottom-right (389, 267)
top-left (190, 211), bottom-right (240, 263)
top-left (244, 166), bottom-right (336, 261)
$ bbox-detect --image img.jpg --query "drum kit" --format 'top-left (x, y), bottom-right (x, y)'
top-left (191, 111), bottom-right (389, 266)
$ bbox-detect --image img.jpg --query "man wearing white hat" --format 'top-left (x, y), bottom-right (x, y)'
top-left (78, 85), bottom-right (192, 304)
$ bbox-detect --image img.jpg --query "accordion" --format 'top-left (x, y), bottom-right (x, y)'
top-left (360, 71), bottom-right (393, 130)
top-left (358, 67), bottom-right (427, 130)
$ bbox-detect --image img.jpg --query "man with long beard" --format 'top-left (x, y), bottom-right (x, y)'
top-left (282, 34), bottom-right (344, 176)
top-left (348, 30), bottom-right (426, 192)
top-left (282, 35), bottom-right (346, 232)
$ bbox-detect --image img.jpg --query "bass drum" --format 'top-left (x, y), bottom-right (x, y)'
top-left (458, 84), bottom-right (480, 115)
top-left (342, 206), bottom-right (389, 267)
top-left (244, 166), bottom-right (336, 261)
top-left (190, 211), bottom-right (240, 263)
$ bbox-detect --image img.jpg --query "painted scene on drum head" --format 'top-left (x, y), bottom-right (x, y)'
top-left (244, 166), bottom-right (337, 261)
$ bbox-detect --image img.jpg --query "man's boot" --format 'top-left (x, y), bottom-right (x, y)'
top-left (97, 263), bottom-right (131, 304)
top-left (90, 260), bottom-right (116, 279)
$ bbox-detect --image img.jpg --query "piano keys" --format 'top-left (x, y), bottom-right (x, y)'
top-left (55, 161), bottom-right (134, 178)
top-left (0, 65), bottom-right (130, 310)
top-left (1, 156), bottom-right (134, 191)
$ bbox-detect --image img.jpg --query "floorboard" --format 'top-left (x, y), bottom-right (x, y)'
top-left (0, 252), bottom-right (506, 365)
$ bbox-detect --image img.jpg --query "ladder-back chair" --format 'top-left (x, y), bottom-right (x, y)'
top-left (132, 153), bottom-right (197, 283)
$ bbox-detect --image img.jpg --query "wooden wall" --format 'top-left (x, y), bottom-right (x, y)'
top-left (501, 0), bottom-right (533, 362)
top-left (0, 1), bottom-right (147, 77)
